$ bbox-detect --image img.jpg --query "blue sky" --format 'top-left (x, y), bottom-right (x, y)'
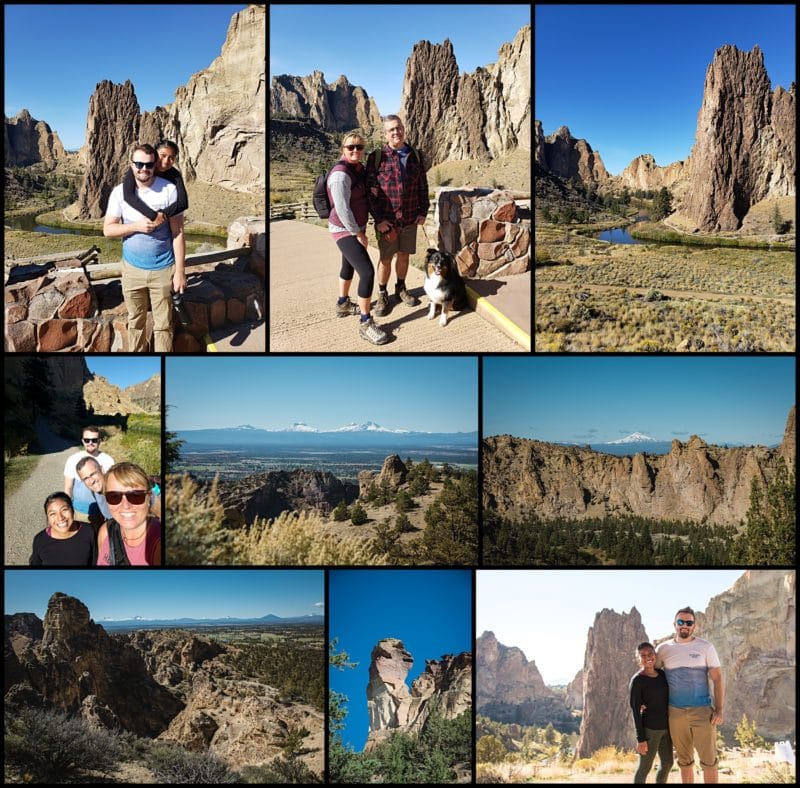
top-left (477, 569), bottom-right (756, 684)
top-left (85, 357), bottom-right (160, 391)
top-left (4, 569), bottom-right (324, 621)
top-left (4, 4), bottom-right (246, 150)
top-left (166, 357), bottom-right (478, 433)
top-left (270, 4), bottom-right (531, 116)
top-left (535, 4), bottom-right (796, 175)
top-left (484, 356), bottom-right (795, 446)
top-left (330, 569), bottom-right (472, 752)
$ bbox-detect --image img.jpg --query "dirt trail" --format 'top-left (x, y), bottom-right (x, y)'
top-left (539, 279), bottom-right (795, 306)
top-left (4, 419), bottom-right (77, 565)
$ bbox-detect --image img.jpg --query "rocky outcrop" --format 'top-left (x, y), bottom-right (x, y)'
top-left (358, 454), bottom-right (408, 497)
top-left (536, 124), bottom-right (609, 185)
top-left (365, 638), bottom-right (471, 751)
top-left (77, 5), bottom-right (264, 218)
top-left (83, 373), bottom-right (147, 416)
top-left (565, 668), bottom-right (583, 710)
top-left (271, 71), bottom-right (381, 132)
top-left (695, 570), bottom-right (795, 741)
top-left (401, 25), bottom-right (530, 167)
top-left (4, 109), bottom-right (67, 166)
top-left (684, 45), bottom-right (796, 231)
top-left (576, 607), bottom-right (649, 758)
top-left (483, 407), bottom-right (796, 525)
top-left (123, 374), bottom-right (162, 413)
top-left (618, 154), bottom-right (687, 191)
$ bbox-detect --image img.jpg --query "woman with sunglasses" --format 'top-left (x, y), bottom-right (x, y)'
top-left (96, 463), bottom-right (162, 566)
top-left (327, 132), bottom-right (389, 345)
top-left (29, 492), bottom-right (97, 566)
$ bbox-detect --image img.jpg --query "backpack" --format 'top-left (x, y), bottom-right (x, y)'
top-left (312, 162), bottom-right (358, 219)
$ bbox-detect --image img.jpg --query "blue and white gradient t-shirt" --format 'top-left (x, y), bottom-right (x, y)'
top-left (106, 177), bottom-right (178, 270)
top-left (656, 637), bottom-right (721, 708)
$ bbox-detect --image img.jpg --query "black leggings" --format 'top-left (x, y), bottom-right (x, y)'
top-left (336, 235), bottom-right (374, 299)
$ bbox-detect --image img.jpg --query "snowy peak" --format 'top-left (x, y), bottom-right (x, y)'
top-left (330, 421), bottom-right (409, 433)
top-left (609, 432), bottom-right (659, 444)
top-left (284, 422), bottom-right (319, 432)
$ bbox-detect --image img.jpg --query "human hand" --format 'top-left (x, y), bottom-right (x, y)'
top-left (636, 742), bottom-right (648, 756)
top-left (416, 215), bottom-right (426, 226)
top-left (172, 270), bottom-right (186, 294)
top-left (377, 221), bottom-right (392, 233)
top-left (137, 218), bottom-right (159, 234)
top-left (710, 709), bottom-right (723, 726)
top-left (356, 231), bottom-right (369, 249)
top-left (153, 211), bottom-right (167, 227)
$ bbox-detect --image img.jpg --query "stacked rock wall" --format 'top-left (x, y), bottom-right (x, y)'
top-left (435, 188), bottom-right (530, 278)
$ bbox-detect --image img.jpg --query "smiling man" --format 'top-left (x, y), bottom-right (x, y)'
top-left (103, 142), bottom-right (185, 352)
top-left (656, 607), bottom-right (724, 784)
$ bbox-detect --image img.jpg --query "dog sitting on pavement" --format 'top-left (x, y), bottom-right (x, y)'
top-left (423, 248), bottom-right (467, 326)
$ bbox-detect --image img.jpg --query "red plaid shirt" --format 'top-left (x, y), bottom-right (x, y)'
top-left (366, 143), bottom-right (430, 229)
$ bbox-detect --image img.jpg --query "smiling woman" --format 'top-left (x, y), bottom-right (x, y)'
top-left (29, 492), bottom-right (97, 567)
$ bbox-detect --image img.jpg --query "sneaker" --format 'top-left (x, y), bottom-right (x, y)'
top-left (359, 317), bottom-right (389, 345)
top-left (336, 298), bottom-right (359, 317)
top-left (396, 286), bottom-right (419, 307)
top-left (373, 290), bottom-right (391, 316)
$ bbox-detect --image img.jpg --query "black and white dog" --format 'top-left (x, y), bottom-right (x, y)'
top-left (423, 248), bottom-right (467, 326)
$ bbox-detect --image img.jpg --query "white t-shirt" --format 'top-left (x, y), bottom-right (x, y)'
top-left (64, 451), bottom-right (115, 514)
top-left (106, 177), bottom-right (179, 270)
top-left (656, 637), bottom-right (721, 708)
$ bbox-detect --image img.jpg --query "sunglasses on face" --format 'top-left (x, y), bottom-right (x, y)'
top-left (82, 437), bottom-right (100, 444)
top-left (106, 489), bottom-right (148, 506)
top-left (132, 160), bottom-right (156, 170)
top-left (344, 144), bottom-right (364, 151)
top-left (676, 619), bottom-right (695, 626)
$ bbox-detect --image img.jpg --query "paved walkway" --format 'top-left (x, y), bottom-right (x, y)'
top-left (269, 220), bottom-right (529, 352)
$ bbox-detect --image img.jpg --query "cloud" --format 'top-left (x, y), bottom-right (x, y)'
top-left (314, 601), bottom-right (323, 608)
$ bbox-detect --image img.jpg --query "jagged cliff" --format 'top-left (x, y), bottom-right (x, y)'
top-left (684, 44), bottom-right (795, 231)
top-left (123, 374), bottom-right (162, 414)
top-left (4, 109), bottom-right (67, 166)
top-left (270, 71), bottom-right (382, 132)
top-left (77, 5), bottom-right (264, 218)
top-left (617, 153), bottom-right (687, 191)
top-left (534, 121), bottom-right (609, 184)
top-left (401, 25), bottom-right (530, 167)
top-left (483, 406), bottom-right (795, 525)
top-left (576, 607), bottom-right (649, 758)
top-left (365, 638), bottom-right (471, 752)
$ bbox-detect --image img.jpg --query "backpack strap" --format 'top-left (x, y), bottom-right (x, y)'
top-left (107, 519), bottom-right (131, 566)
top-left (145, 517), bottom-right (161, 566)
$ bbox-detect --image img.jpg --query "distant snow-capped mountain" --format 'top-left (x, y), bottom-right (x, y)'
top-left (330, 420), bottom-right (411, 434)
top-left (608, 432), bottom-right (659, 444)
top-left (281, 422), bottom-right (319, 432)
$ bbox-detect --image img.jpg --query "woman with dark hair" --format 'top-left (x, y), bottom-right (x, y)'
top-left (29, 492), bottom-right (96, 566)
top-left (122, 140), bottom-right (189, 226)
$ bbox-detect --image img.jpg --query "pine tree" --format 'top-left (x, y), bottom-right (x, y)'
top-left (332, 499), bottom-right (350, 522)
top-left (350, 501), bottom-right (368, 526)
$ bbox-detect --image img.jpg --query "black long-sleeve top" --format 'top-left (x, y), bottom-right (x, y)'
top-left (629, 669), bottom-right (670, 741)
top-left (29, 525), bottom-right (97, 566)
top-left (122, 166), bottom-right (189, 219)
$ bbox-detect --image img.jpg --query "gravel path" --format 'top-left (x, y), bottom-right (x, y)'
top-left (4, 419), bottom-right (75, 566)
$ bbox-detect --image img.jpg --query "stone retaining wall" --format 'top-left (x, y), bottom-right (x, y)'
top-left (434, 188), bottom-right (530, 278)
top-left (5, 217), bottom-right (265, 353)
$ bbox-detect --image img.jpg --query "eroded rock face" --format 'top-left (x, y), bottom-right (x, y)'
top-left (483, 406), bottom-right (796, 525)
top-left (123, 374), bottom-right (162, 413)
top-left (684, 45), bottom-right (796, 231)
top-left (271, 70), bottom-right (382, 132)
top-left (576, 607), bottom-right (648, 758)
top-left (536, 124), bottom-right (609, 185)
top-left (4, 109), bottom-right (67, 166)
top-left (695, 570), bottom-right (795, 740)
top-left (618, 154), bottom-right (686, 191)
top-left (401, 25), bottom-right (530, 167)
top-left (365, 638), bottom-right (471, 751)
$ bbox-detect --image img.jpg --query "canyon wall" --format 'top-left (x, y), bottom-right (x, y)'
top-left (534, 121), bottom-right (609, 185)
top-left (5, 109), bottom-right (67, 166)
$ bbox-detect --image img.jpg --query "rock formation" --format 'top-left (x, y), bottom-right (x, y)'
top-left (123, 374), bottom-right (162, 413)
top-left (565, 668), bottom-right (583, 710)
top-left (358, 454), bottom-right (408, 497)
top-left (695, 570), bottom-right (795, 741)
top-left (535, 123), bottom-right (609, 185)
top-left (476, 631), bottom-right (575, 727)
top-left (401, 25), bottom-right (530, 167)
top-left (618, 153), bottom-right (686, 191)
top-left (4, 109), bottom-right (67, 166)
top-left (83, 373), bottom-right (148, 416)
top-left (483, 406), bottom-right (796, 525)
top-left (365, 638), bottom-right (471, 751)
top-left (576, 607), bottom-right (649, 758)
top-left (77, 5), bottom-right (264, 218)
top-left (683, 44), bottom-right (796, 231)
top-left (270, 71), bottom-right (382, 132)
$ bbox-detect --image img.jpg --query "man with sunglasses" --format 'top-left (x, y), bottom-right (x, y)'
top-left (103, 142), bottom-right (185, 352)
top-left (63, 427), bottom-right (115, 525)
top-left (656, 607), bottom-right (724, 784)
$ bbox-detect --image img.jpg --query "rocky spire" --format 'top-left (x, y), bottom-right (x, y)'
top-left (5, 108), bottom-right (67, 166)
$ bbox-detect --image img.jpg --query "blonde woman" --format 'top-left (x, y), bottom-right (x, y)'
top-left (96, 462), bottom-right (161, 566)
top-left (327, 132), bottom-right (389, 345)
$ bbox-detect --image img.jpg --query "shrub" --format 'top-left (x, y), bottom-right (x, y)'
top-left (146, 744), bottom-right (240, 783)
top-left (332, 499), bottom-right (350, 522)
top-left (242, 756), bottom-right (322, 783)
top-left (350, 501), bottom-right (368, 526)
top-left (4, 706), bottom-right (125, 783)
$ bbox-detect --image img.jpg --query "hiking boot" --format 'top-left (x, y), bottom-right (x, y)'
top-left (335, 298), bottom-right (359, 317)
top-left (396, 286), bottom-right (419, 307)
top-left (373, 290), bottom-right (391, 316)
top-left (359, 317), bottom-right (389, 345)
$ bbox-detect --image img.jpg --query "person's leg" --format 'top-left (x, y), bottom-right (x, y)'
top-left (633, 728), bottom-right (660, 783)
top-left (394, 225), bottom-right (420, 306)
top-left (336, 236), bottom-right (386, 344)
top-left (121, 260), bottom-right (150, 352)
top-left (375, 231), bottom-right (399, 316)
top-left (654, 728), bottom-right (675, 784)
top-left (149, 265), bottom-right (174, 353)
top-left (691, 709), bottom-right (718, 784)
top-left (668, 707), bottom-right (695, 784)
top-left (336, 255), bottom-right (358, 316)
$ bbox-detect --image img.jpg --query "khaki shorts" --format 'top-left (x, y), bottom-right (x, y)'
top-left (668, 706), bottom-right (718, 768)
top-left (377, 223), bottom-right (418, 259)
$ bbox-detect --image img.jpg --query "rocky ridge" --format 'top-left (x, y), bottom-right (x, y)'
top-left (270, 71), bottom-right (382, 132)
top-left (365, 638), bottom-right (471, 752)
top-left (123, 374), bottom-right (162, 413)
top-left (684, 44), bottom-right (795, 231)
top-left (483, 406), bottom-right (795, 525)
top-left (534, 120), bottom-right (609, 185)
top-left (617, 153), bottom-right (687, 191)
top-left (83, 374), bottom-right (148, 416)
top-left (4, 109), bottom-right (67, 167)
top-left (401, 25), bottom-right (530, 167)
